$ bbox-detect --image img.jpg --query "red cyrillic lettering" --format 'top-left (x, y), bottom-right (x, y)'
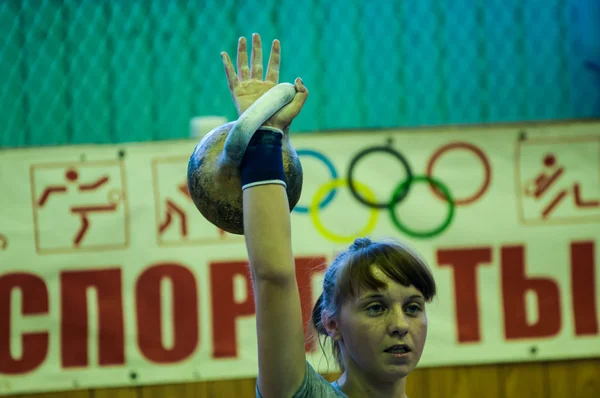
top-left (61, 268), bottom-right (124, 368)
top-left (136, 263), bottom-right (199, 363)
top-left (294, 257), bottom-right (327, 352)
top-left (0, 273), bottom-right (49, 374)
top-left (502, 246), bottom-right (561, 339)
top-left (571, 241), bottom-right (598, 335)
top-left (437, 247), bottom-right (492, 343)
top-left (210, 261), bottom-right (254, 358)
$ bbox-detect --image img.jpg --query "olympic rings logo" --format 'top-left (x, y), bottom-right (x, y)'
top-left (293, 143), bottom-right (491, 242)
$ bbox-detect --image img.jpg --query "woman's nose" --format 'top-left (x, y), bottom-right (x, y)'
top-left (388, 311), bottom-right (410, 336)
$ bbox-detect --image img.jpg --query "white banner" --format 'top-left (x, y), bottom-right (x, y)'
top-left (0, 121), bottom-right (599, 395)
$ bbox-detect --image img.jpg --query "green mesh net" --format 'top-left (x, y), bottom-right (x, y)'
top-left (1, 0), bottom-right (599, 148)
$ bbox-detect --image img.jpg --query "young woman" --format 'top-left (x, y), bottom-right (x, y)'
top-left (221, 33), bottom-right (437, 398)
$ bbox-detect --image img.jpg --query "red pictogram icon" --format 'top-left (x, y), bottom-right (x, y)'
top-left (524, 154), bottom-right (599, 219)
top-left (152, 157), bottom-right (238, 246)
top-left (30, 162), bottom-right (128, 253)
top-left (517, 135), bottom-right (600, 225)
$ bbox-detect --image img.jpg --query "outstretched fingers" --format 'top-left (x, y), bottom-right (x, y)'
top-left (237, 37), bottom-right (250, 81)
top-left (250, 33), bottom-right (263, 79)
top-left (266, 39), bottom-right (281, 83)
top-left (221, 52), bottom-right (239, 92)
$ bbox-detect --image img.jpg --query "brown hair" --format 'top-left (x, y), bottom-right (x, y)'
top-left (310, 237), bottom-right (436, 371)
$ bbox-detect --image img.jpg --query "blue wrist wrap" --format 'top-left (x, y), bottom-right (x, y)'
top-left (240, 127), bottom-right (287, 190)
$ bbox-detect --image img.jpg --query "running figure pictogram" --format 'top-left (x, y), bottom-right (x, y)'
top-left (524, 154), bottom-right (599, 219)
top-left (159, 181), bottom-right (227, 239)
top-left (36, 168), bottom-right (122, 247)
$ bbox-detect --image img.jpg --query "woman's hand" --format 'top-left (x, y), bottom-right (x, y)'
top-left (221, 33), bottom-right (308, 131)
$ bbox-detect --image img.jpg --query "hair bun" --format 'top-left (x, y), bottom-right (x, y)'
top-left (350, 237), bottom-right (372, 250)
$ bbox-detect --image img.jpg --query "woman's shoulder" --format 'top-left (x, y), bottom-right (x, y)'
top-left (256, 361), bottom-right (347, 398)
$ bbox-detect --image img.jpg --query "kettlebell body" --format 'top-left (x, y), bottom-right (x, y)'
top-left (187, 121), bottom-right (303, 235)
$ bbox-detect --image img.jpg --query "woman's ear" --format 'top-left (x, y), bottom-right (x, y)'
top-left (322, 312), bottom-right (342, 341)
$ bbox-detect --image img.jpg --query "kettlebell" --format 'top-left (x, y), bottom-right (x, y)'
top-left (187, 83), bottom-right (304, 235)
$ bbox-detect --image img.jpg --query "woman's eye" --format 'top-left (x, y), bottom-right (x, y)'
top-left (405, 304), bottom-right (422, 315)
top-left (366, 304), bottom-right (385, 315)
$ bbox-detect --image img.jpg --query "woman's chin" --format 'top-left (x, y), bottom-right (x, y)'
top-left (378, 362), bottom-right (414, 381)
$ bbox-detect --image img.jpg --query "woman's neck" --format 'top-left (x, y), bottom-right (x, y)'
top-left (336, 370), bottom-right (407, 398)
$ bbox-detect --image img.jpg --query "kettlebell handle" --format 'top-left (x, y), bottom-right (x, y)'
top-left (222, 83), bottom-right (297, 165)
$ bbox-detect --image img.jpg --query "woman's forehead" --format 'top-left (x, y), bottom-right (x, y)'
top-left (357, 283), bottom-right (422, 299)
top-left (369, 265), bottom-right (387, 280)
top-left (369, 264), bottom-right (412, 288)
top-left (355, 267), bottom-right (424, 299)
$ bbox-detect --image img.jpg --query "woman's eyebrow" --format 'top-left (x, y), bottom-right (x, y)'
top-left (358, 293), bottom-right (425, 301)
top-left (357, 292), bottom-right (425, 303)
top-left (358, 293), bottom-right (386, 302)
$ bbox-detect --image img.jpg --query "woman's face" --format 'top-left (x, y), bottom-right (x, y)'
top-left (334, 265), bottom-right (429, 382)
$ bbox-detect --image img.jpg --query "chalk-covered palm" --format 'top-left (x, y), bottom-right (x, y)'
top-left (221, 33), bottom-right (308, 131)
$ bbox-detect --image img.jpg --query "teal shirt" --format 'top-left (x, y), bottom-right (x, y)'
top-left (256, 361), bottom-right (348, 397)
